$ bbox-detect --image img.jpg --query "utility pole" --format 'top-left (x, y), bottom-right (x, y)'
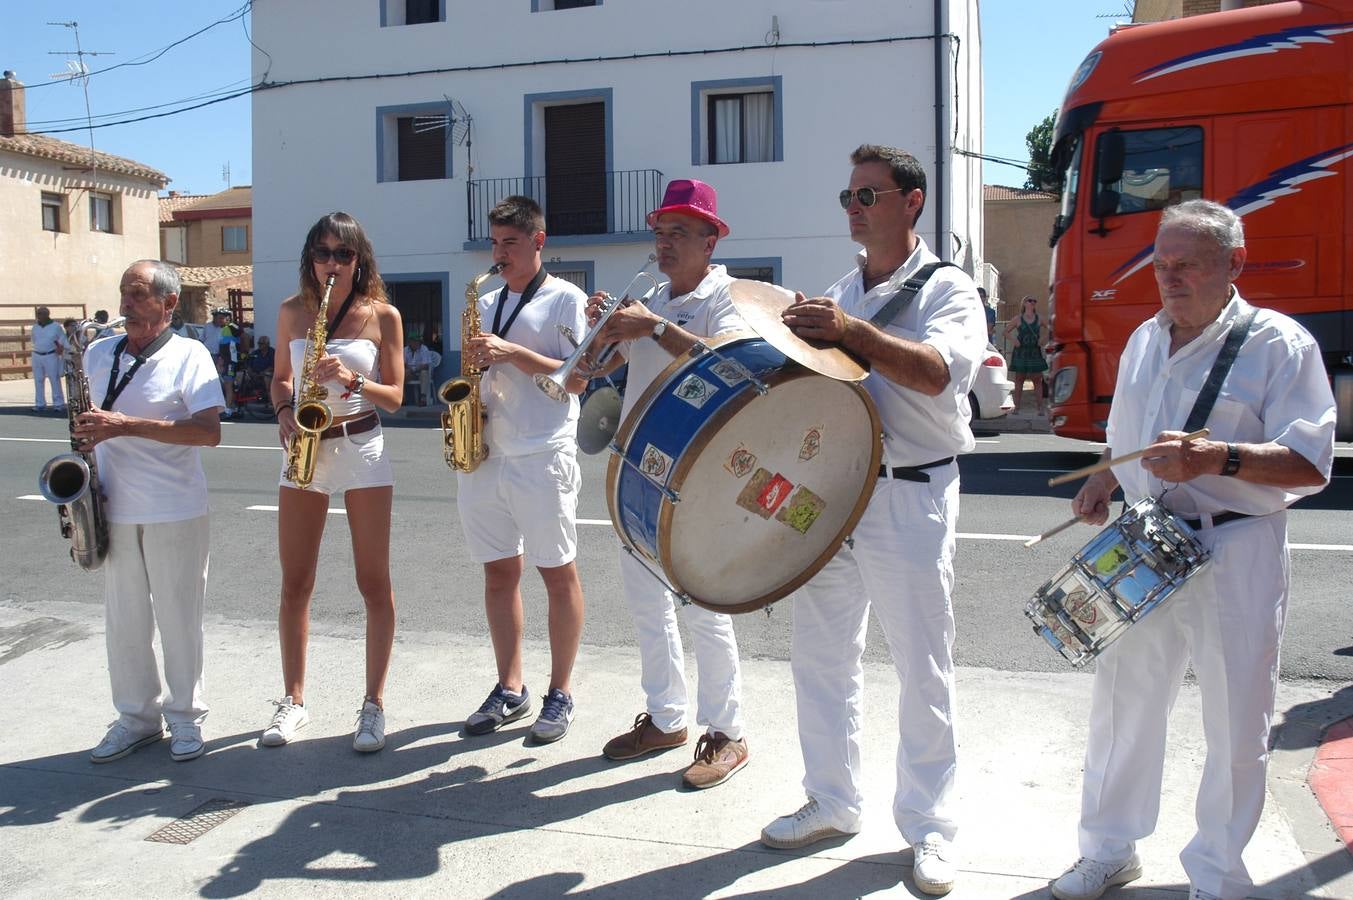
top-left (47, 21), bottom-right (113, 170)
top-left (222, 161), bottom-right (232, 188)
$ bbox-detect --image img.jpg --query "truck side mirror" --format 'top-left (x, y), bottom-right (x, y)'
top-left (1091, 189), bottom-right (1121, 219)
top-left (1096, 131), bottom-right (1125, 185)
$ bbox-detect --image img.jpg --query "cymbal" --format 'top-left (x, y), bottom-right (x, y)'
top-left (577, 385), bottom-right (623, 454)
top-left (728, 279), bottom-right (869, 382)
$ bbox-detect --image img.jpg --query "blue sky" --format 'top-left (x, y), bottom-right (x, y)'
top-left (4, 1), bottom-right (1119, 195)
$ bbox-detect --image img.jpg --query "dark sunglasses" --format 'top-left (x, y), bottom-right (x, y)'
top-left (838, 186), bottom-right (905, 209)
top-left (311, 246), bottom-right (357, 264)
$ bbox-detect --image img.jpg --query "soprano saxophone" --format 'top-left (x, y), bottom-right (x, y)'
top-left (38, 316), bottom-right (126, 570)
top-left (438, 263), bottom-right (502, 472)
top-left (284, 273), bottom-right (337, 488)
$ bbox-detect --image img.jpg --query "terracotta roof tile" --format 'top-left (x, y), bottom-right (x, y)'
top-left (984, 184), bottom-right (1058, 201)
top-left (176, 265), bottom-right (253, 287)
top-left (0, 133), bottom-right (169, 185)
top-left (159, 193), bottom-right (208, 224)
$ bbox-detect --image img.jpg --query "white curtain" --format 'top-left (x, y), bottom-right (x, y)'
top-left (743, 92), bottom-right (773, 163)
top-left (713, 97), bottom-right (741, 164)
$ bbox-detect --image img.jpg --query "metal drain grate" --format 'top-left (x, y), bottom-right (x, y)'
top-left (145, 798), bottom-right (250, 845)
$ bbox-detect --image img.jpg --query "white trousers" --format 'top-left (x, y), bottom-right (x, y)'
top-left (1077, 512), bottom-right (1289, 900)
top-left (619, 548), bottom-right (744, 739)
top-left (32, 353), bottom-right (64, 408)
top-left (104, 516), bottom-right (211, 732)
top-left (791, 465), bottom-right (960, 843)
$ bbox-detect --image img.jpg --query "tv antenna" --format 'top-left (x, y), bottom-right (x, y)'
top-left (412, 96), bottom-right (476, 176)
top-left (222, 162), bottom-right (232, 188)
top-left (48, 21), bottom-right (113, 171)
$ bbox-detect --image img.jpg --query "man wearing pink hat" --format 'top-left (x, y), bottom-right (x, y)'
top-left (761, 145), bottom-right (987, 896)
top-left (583, 178), bottom-right (750, 790)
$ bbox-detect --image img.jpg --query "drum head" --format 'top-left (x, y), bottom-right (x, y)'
top-left (728, 279), bottom-right (869, 382)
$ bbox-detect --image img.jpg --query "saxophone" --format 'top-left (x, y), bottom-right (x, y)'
top-left (38, 316), bottom-right (125, 570)
top-left (438, 263), bottom-right (503, 472)
top-left (284, 273), bottom-right (338, 488)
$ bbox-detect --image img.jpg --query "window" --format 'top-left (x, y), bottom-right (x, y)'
top-left (691, 77), bottom-right (783, 166)
top-left (89, 192), bottom-right (114, 233)
top-left (717, 257), bottom-right (782, 285)
top-left (41, 192), bottom-right (63, 232)
top-left (223, 225), bottom-right (249, 253)
top-left (533, 0), bottom-right (600, 10)
top-left (376, 104), bottom-right (453, 183)
top-left (1094, 126), bottom-right (1203, 216)
top-left (380, 0), bottom-right (444, 25)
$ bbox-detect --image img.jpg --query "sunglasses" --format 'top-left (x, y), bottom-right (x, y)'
top-left (311, 246), bottom-right (357, 264)
top-left (838, 186), bottom-right (905, 209)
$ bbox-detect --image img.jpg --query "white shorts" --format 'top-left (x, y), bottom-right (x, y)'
top-left (278, 425), bottom-right (394, 496)
top-left (456, 448), bottom-right (580, 568)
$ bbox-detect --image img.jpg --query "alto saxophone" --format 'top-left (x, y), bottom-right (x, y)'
top-left (38, 316), bottom-right (125, 570)
top-left (284, 273), bottom-right (338, 488)
top-left (439, 263), bottom-right (503, 472)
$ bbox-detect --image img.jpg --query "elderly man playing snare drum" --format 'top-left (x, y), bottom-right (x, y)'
top-left (583, 178), bottom-right (751, 790)
top-left (1049, 200), bottom-right (1335, 900)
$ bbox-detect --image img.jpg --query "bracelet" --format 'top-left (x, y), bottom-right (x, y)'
top-left (274, 402), bottom-right (294, 416)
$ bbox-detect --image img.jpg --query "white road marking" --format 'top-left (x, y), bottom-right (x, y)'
top-left (247, 504), bottom-right (346, 515)
top-left (957, 532), bottom-right (1037, 542)
top-left (18, 494), bottom-right (44, 501)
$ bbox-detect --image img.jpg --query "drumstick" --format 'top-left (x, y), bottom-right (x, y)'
top-left (1022, 516), bottom-right (1084, 548)
top-left (1046, 428), bottom-right (1210, 487)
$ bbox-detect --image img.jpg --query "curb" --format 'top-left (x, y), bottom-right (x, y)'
top-left (1310, 716), bottom-right (1353, 855)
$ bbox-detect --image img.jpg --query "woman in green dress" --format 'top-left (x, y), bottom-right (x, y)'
top-left (1003, 296), bottom-right (1048, 414)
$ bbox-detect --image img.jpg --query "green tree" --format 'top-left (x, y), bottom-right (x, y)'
top-left (1024, 110), bottom-right (1059, 192)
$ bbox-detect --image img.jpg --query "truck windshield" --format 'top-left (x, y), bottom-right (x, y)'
top-left (1049, 137), bottom-right (1082, 247)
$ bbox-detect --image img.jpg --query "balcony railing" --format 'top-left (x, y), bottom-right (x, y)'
top-left (467, 168), bottom-right (663, 241)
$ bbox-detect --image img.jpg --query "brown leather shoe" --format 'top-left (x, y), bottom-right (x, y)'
top-left (682, 732), bottom-right (749, 789)
top-left (602, 712), bottom-right (687, 760)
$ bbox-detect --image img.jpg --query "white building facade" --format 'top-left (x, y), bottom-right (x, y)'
top-left (250, 0), bottom-right (983, 381)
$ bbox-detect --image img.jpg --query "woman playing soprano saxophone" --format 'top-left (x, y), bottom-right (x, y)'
top-left (263, 212), bottom-right (405, 752)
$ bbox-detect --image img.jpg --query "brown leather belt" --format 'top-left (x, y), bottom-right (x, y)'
top-left (318, 411), bottom-right (379, 442)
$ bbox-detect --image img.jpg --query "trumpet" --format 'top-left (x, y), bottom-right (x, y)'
top-left (534, 255), bottom-right (659, 402)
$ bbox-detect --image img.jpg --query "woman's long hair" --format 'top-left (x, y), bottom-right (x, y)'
top-left (298, 212), bottom-right (388, 308)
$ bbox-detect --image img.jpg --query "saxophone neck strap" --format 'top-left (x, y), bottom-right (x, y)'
top-left (491, 267), bottom-right (549, 338)
top-left (102, 328), bottom-right (176, 411)
top-left (325, 287), bottom-right (359, 337)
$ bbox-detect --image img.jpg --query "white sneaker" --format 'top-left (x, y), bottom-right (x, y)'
top-left (760, 798), bottom-right (860, 849)
top-left (90, 722), bottom-right (164, 763)
top-left (261, 696), bottom-right (309, 747)
top-left (353, 699), bottom-right (385, 752)
top-left (168, 722), bottom-right (205, 761)
top-left (911, 832), bottom-right (956, 895)
top-left (1051, 853), bottom-right (1143, 900)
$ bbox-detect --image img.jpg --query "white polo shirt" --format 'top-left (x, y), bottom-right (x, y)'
top-left (85, 332), bottom-right (225, 524)
top-left (32, 321), bottom-right (68, 355)
top-left (480, 275), bottom-right (587, 457)
top-left (1106, 291), bottom-right (1335, 515)
top-left (825, 238), bottom-right (987, 467)
top-left (617, 264), bottom-right (745, 424)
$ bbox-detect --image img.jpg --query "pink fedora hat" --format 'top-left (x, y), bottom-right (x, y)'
top-left (647, 178), bottom-right (730, 238)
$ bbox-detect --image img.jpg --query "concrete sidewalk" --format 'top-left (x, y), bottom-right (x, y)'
top-left (2, 599), bottom-right (1351, 899)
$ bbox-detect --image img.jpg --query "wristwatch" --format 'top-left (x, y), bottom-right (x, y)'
top-left (348, 372), bottom-right (365, 395)
top-left (651, 318), bottom-right (669, 342)
top-left (1221, 442), bottom-right (1241, 476)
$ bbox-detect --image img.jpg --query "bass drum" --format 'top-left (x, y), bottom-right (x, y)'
top-left (606, 333), bottom-right (881, 613)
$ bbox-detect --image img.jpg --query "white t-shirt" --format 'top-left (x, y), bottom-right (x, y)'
top-left (617, 264), bottom-right (744, 424)
top-left (85, 332), bottom-right (225, 524)
top-left (825, 238), bottom-right (988, 466)
top-left (479, 275), bottom-right (587, 457)
top-left (404, 345), bottom-right (441, 370)
top-left (1107, 290), bottom-right (1336, 515)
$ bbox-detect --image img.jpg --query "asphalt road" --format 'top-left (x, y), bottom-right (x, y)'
top-left (5, 408), bottom-right (1351, 683)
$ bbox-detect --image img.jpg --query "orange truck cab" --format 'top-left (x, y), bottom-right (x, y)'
top-left (1046, 0), bottom-right (1353, 442)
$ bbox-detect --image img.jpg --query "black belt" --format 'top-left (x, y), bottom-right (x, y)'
top-left (878, 457), bottom-right (955, 483)
top-left (34, 349), bottom-right (56, 355)
top-left (318, 411), bottom-right (379, 442)
top-left (1181, 510), bottom-right (1252, 530)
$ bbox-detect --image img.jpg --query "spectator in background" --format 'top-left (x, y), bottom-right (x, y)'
top-left (1003, 296), bottom-right (1049, 415)
top-left (403, 332), bottom-right (441, 406)
top-left (978, 287), bottom-right (995, 343)
top-left (30, 306), bottom-right (69, 413)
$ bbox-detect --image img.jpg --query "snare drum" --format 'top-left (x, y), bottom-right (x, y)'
top-left (1025, 497), bottom-right (1210, 666)
top-left (607, 333), bottom-right (881, 613)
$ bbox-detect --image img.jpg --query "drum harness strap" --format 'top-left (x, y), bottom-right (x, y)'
top-left (1162, 304), bottom-right (1258, 530)
top-left (868, 261), bottom-right (960, 484)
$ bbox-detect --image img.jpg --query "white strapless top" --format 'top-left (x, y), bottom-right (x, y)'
top-left (290, 338), bottom-right (379, 417)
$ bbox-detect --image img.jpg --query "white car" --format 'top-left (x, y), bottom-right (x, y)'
top-left (969, 345), bottom-right (1015, 420)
